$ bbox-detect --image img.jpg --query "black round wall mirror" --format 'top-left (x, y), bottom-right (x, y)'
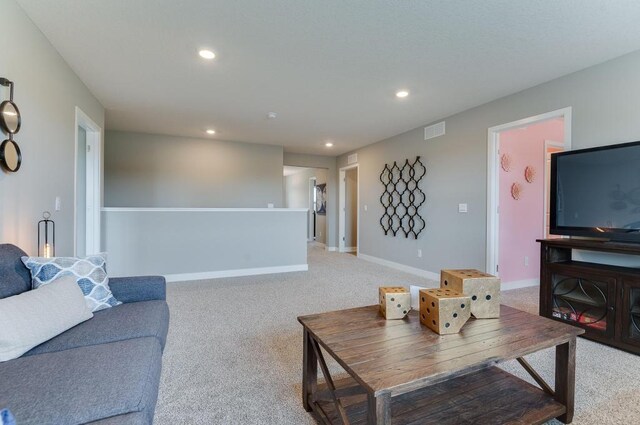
top-left (0, 100), bottom-right (21, 134)
top-left (0, 78), bottom-right (21, 135)
top-left (0, 138), bottom-right (22, 172)
top-left (0, 78), bottom-right (23, 173)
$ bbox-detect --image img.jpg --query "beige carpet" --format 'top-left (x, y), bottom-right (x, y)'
top-left (155, 244), bottom-right (640, 424)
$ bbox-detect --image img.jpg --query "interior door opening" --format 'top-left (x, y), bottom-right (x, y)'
top-left (283, 166), bottom-right (328, 246)
top-left (75, 126), bottom-right (87, 257)
top-left (309, 177), bottom-right (317, 241)
top-left (487, 107), bottom-right (572, 288)
top-left (75, 107), bottom-right (102, 256)
top-left (344, 168), bottom-right (358, 255)
top-left (544, 140), bottom-right (565, 239)
top-left (339, 164), bottom-right (359, 255)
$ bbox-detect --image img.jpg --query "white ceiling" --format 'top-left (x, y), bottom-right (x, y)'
top-left (17, 0), bottom-right (640, 155)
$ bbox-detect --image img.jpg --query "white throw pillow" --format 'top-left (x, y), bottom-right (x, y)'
top-left (0, 274), bottom-right (93, 362)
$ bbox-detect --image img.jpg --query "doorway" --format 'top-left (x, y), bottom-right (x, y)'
top-left (543, 140), bottom-right (565, 239)
top-left (486, 107), bottom-right (572, 286)
top-left (74, 107), bottom-right (102, 256)
top-left (308, 177), bottom-right (317, 241)
top-left (338, 164), bottom-right (359, 254)
top-left (283, 166), bottom-right (328, 245)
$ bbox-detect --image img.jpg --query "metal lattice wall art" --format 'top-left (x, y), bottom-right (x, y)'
top-left (379, 156), bottom-right (426, 238)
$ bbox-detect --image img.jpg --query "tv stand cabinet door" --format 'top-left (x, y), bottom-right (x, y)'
top-left (621, 279), bottom-right (640, 349)
top-left (547, 264), bottom-right (617, 340)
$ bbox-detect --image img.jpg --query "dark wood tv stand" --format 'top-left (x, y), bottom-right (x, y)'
top-left (538, 238), bottom-right (640, 355)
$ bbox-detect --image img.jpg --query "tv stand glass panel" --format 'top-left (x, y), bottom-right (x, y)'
top-left (552, 275), bottom-right (608, 333)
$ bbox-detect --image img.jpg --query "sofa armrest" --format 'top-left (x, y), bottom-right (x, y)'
top-left (108, 276), bottom-right (166, 303)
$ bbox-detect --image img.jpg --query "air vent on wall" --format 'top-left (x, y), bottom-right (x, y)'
top-left (424, 121), bottom-right (445, 140)
top-left (347, 153), bottom-right (358, 164)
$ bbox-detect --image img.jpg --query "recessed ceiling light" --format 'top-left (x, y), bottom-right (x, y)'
top-left (325, 142), bottom-right (334, 147)
top-left (198, 49), bottom-right (216, 60)
top-left (396, 90), bottom-right (409, 98)
top-left (206, 129), bottom-right (216, 135)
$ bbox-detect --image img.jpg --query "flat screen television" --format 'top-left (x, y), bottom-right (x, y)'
top-left (550, 140), bottom-right (640, 242)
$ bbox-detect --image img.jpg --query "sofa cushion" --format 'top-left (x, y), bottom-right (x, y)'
top-left (0, 337), bottom-right (162, 425)
top-left (21, 254), bottom-right (121, 312)
top-left (24, 300), bottom-right (170, 356)
top-left (0, 244), bottom-right (31, 299)
top-left (0, 275), bottom-right (93, 361)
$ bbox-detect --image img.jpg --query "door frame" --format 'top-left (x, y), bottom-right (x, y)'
top-left (308, 177), bottom-right (317, 241)
top-left (338, 164), bottom-right (359, 254)
top-left (486, 107), bottom-right (572, 276)
top-left (543, 140), bottom-right (564, 238)
top-left (74, 107), bottom-right (102, 255)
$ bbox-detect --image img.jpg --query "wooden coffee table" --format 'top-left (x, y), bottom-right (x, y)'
top-left (298, 304), bottom-right (584, 424)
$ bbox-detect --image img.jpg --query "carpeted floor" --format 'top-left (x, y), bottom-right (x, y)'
top-left (155, 244), bottom-right (640, 424)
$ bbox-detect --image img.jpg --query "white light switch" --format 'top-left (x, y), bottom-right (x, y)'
top-left (364, 205), bottom-right (368, 211)
top-left (55, 196), bottom-right (61, 211)
top-left (458, 203), bottom-right (468, 213)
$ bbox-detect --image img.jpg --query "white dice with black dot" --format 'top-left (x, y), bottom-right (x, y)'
top-left (378, 286), bottom-right (411, 320)
top-left (419, 288), bottom-right (471, 335)
top-left (440, 269), bottom-right (501, 318)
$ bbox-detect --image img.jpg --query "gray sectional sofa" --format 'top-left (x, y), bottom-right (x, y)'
top-left (0, 244), bottom-right (170, 425)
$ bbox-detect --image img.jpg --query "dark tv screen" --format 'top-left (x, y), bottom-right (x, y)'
top-left (551, 141), bottom-right (640, 241)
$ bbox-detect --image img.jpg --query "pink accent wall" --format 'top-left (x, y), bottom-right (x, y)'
top-left (498, 119), bottom-right (564, 284)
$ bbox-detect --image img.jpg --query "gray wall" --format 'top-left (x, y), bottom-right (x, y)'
top-left (0, 0), bottom-right (104, 256)
top-left (284, 153), bottom-right (338, 248)
top-left (338, 49), bottom-right (640, 274)
top-left (105, 131), bottom-right (284, 208)
top-left (345, 168), bottom-right (358, 248)
top-left (102, 209), bottom-right (307, 277)
top-left (284, 167), bottom-right (327, 244)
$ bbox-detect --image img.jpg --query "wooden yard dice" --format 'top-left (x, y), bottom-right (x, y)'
top-left (440, 269), bottom-right (501, 318)
top-left (419, 288), bottom-right (471, 335)
top-left (378, 287), bottom-right (411, 319)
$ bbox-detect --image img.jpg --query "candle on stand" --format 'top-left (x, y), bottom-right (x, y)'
top-left (38, 211), bottom-right (55, 258)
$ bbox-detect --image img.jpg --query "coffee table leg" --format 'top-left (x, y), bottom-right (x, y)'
top-left (555, 337), bottom-right (576, 424)
top-left (302, 328), bottom-right (317, 412)
top-left (367, 392), bottom-right (391, 425)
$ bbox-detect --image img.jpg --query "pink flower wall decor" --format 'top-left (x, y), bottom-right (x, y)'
top-left (511, 182), bottom-right (522, 200)
top-left (524, 166), bottom-right (536, 183)
top-left (500, 154), bottom-right (512, 172)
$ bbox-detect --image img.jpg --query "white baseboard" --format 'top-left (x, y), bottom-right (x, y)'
top-left (502, 278), bottom-right (539, 291)
top-left (357, 253), bottom-right (535, 291)
top-left (164, 264), bottom-right (308, 282)
top-left (327, 246), bottom-right (338, 252)
top-left (358, 253), bottom-right (440, 281)
top-left (340, 247), bottom-right (357, 253)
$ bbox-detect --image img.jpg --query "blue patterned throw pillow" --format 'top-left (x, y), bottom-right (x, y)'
top-left (1, 409), bottom-right (16, 425)
top-left (21, 254), bottom-right (121, 312)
